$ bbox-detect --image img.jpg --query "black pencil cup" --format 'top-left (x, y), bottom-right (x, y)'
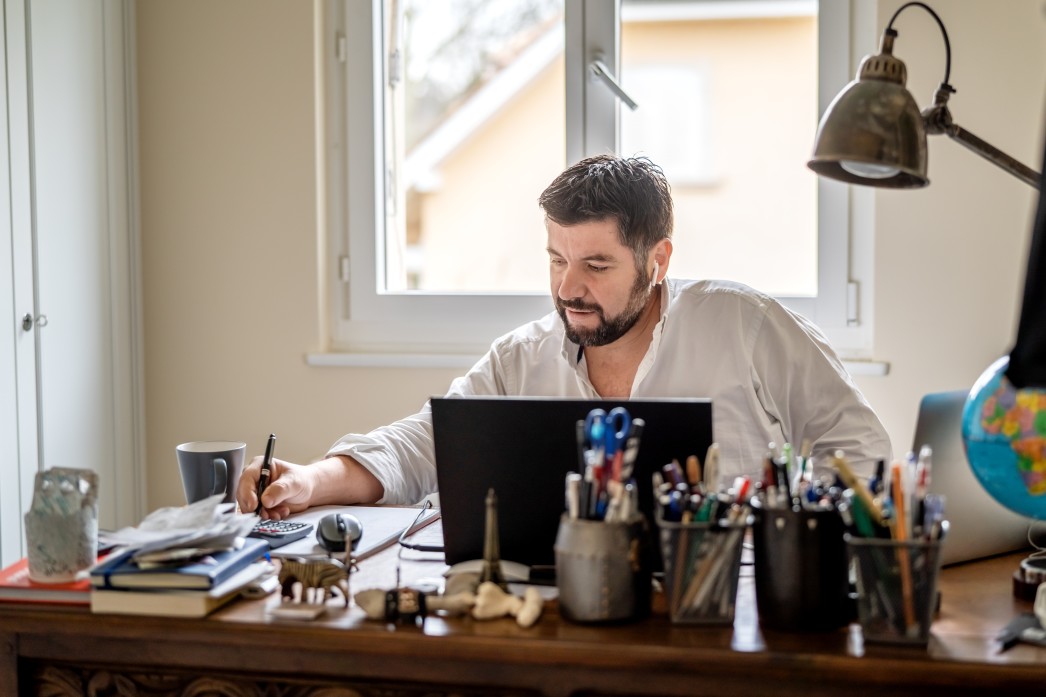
top-left (752, 501), bottom-right (853, 632)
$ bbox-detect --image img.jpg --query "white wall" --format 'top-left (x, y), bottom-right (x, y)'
top-left (856, 0), bottom-right (1046, 458)
top-left (136, 0), bottom-right (458, 510)
top-left (136, 0), bottom-right (1046, 510)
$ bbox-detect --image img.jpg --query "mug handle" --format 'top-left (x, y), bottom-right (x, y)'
top-left (212, 457), bottom-right (228, 496)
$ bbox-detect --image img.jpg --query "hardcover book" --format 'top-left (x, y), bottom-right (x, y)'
top-left (90, 561), bottom-right (271, 617)
top-left (90, 537), bottom-right (268, 590)
top-left (0, 557), bottom-right (92, 605)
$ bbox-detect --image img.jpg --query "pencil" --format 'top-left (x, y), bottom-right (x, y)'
top-left (890, 460), bottom-right (917, 635)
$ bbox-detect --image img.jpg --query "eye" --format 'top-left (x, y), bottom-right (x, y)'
top-left (587, 264), bottom-right (609, 273)
top-left (549, 257), bottom-right (566, 267)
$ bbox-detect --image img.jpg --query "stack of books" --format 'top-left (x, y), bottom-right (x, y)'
top-left (89, 537), bottom-right (272, 618)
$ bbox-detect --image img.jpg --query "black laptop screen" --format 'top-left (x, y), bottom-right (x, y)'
top-left (432, 396), bottom-right (714, 570)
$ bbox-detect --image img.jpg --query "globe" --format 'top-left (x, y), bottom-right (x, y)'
top-left (962, 355), bottom-right (1046, 519)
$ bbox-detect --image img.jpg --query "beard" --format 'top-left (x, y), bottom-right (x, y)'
top-left (556, 270), bottom-right (654, 347)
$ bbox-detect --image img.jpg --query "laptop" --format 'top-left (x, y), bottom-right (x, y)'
top-left (913, 391), bottom-right (1033, 566)
top-left (432, 396), bottom-right (714, 573)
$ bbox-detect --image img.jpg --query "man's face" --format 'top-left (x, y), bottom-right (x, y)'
top-left (546, 218), bottom-right (653, 347)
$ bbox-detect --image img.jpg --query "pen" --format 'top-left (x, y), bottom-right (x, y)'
top-left (255, 433), bottom-right (276, 515)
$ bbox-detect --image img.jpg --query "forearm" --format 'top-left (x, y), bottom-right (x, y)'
top-left (307, 455), bottom-right (385, 506)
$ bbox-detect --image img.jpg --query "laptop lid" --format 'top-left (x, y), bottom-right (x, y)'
top-left (913, 390), bottom-right (1031, 566)
top-left (432, 396), bottom-right (713, 571)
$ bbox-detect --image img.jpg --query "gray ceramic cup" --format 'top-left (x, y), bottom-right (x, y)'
top-left (176, 440), bottom-right (245, 505)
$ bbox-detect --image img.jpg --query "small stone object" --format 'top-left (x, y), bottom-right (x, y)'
top-left (24, 467), bottom-right (99, 583)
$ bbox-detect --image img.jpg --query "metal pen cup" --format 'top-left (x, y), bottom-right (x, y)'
top-left (554, 515), bottom-right (651, 623)
top-left (845, 522), bottom-right (948, 646)
top-left (656, 509), bottom-right (749, 624)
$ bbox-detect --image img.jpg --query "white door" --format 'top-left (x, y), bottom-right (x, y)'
top-left (0, 0), bottom-right (142, 568)
top-left (0, 0), bottom-right (43, 569)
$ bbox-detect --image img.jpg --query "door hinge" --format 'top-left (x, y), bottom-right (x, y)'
top-left (339, 255), bottom-right (350, 283)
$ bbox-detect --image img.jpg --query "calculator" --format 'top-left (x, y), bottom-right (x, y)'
top-left (248, 519), bottom-right (314, 549)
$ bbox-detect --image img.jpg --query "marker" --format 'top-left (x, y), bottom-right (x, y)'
top-left (255, 433), bottom-right (276, 515)
top-left (703, 443), bottom-right (720, 492)
top-left (565, 472), bottom-right (582, 520)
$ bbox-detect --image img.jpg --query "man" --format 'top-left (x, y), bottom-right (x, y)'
top-left (237, 155), bottom-right (891, 518)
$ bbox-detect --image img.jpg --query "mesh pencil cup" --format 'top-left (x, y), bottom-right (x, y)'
top-left (656, 508), bottom-right (749, 624)
top-left (845, 522), bottom-right (948, 646)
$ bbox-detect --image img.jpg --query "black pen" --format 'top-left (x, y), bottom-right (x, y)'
top-left (255, 433), bottom-right (276, 515)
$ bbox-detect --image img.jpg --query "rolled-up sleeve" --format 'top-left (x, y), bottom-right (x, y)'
top-left (325, 347), bottom-right (510, 504)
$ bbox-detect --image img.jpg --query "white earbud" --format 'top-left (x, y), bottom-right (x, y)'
top-left (650, 261), bottom-right (660, 288)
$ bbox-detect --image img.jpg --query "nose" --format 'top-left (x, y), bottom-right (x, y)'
top-left (556, 263), bottom-right (586, 301)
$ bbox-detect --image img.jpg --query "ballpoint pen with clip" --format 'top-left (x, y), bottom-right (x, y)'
top-left (255, 433), bottom-right (276, 515)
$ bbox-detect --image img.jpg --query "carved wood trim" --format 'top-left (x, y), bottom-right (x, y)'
top-left (28, 664), bottom-right (538, 697)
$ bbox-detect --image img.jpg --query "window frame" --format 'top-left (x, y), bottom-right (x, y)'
top-left (315, 0), bottom-right (874, 367)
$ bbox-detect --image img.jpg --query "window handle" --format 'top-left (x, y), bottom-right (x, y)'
top-left (589, 55), bottom-right (639, 111)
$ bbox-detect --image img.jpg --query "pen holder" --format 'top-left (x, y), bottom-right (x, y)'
top-left (656, 510), bottom-right (750, 624)
top-left (752, 502), bottom-right (852, 632)
top-left (554, 515), bottom-right (651, 623)
top-left (845, 523), bottom-right (948, 646)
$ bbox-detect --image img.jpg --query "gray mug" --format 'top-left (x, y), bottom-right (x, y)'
top-left (176, 440), bottom-right (245, 505)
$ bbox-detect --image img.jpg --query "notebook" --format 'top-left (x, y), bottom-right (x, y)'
top-left (913, 390), bottom-right (1033, 566)
top-left (89, 537), bottom-right (269, 590)
top-left (432, 396), bottom-right (714, 572)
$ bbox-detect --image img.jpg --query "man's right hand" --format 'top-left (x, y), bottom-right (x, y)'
top-left (237, 456), bottom-right (315, 520)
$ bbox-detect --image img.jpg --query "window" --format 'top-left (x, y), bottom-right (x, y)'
top-left (317, 0), bottom-right (874, 365)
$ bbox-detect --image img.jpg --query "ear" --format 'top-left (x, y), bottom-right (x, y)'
top-left (650, 239), bottom-right (672, 287)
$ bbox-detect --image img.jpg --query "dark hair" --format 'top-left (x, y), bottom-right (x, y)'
top-left (538, 154), bottom-right (673, 266)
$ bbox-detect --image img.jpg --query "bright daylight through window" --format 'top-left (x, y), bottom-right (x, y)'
top-left (322, 0), bottom-right (866, 363)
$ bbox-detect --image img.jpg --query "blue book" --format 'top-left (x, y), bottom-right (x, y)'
top-left (89, 538), bottom-right (268, 590)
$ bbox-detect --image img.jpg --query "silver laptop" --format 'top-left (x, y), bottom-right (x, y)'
top-left (913, 391), bottom-right (1033, 566)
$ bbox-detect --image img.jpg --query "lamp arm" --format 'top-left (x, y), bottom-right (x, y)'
top-left (943, 124), bottom-right (1042, 190)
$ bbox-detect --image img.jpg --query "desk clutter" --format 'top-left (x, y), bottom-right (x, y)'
top-left (2, 426), bottom-right (964, 649)
top-left (551, 407), bottom-right (952, 646)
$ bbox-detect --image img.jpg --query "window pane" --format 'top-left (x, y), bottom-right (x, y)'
top-left (385, 0), bottom-right (566, 293)
top-left (620, 0), bottom-right (819, 297)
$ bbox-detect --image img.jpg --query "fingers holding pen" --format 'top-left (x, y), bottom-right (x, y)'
top-left (237, 454), bottom-right (266, 515)
top-left (246, 457), bottom-right (313, 519)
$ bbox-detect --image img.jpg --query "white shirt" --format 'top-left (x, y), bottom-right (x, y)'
top-left (328, 279), bottom-right (892, 504)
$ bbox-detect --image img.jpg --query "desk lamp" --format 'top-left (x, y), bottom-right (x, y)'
top-left (807, 1), bottom-right (1040, 190)
top-left (806, 1), bottom-right (1046, 520)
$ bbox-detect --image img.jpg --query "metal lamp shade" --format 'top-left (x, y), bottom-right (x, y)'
top-left (808, 77), bottom-right (929, 188)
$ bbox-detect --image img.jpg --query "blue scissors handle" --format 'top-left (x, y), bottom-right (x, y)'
top-left (583, 409), bottom-right (607, 452)
top-left (604, 406), bottom-right (631, 456)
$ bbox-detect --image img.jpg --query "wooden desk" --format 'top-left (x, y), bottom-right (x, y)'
top-left (2, 524), bottom-right (1044, 697)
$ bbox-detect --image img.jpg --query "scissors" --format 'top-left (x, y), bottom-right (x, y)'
top-left (583, 409), bottom-right (607, 456)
